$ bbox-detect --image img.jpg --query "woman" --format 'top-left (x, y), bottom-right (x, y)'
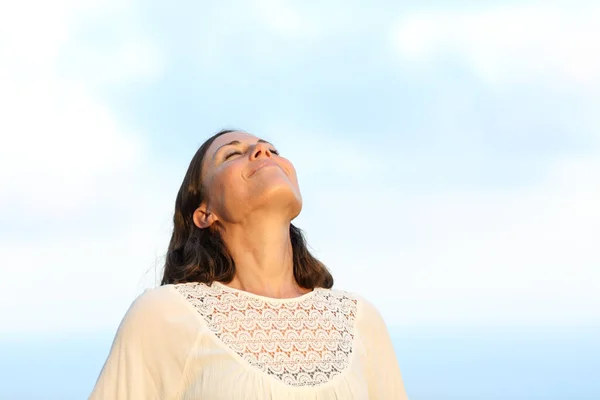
top-left (90, 129), bottom-right (409, 399)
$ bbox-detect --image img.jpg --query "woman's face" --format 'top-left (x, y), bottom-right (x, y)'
top-left (198, 131), bottom-right (302, 225)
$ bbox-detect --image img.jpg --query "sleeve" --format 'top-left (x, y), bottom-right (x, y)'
top-left (356, 297), bottom-right (409, 400)
top-left (89, 286), bottom-right (199, 400)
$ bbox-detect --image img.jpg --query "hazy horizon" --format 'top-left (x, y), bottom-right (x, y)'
top-left (1, 324), bottom-right (598, 399)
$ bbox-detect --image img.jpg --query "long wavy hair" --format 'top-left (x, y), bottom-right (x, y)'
top-left (161, 129), bottom-right (334, 289)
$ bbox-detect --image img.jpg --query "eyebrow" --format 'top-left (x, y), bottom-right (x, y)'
top-left (213, 139), bottom-right (272, 161)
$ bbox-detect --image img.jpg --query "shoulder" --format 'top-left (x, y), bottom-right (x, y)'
top-left (326, 287), bottom-right (388, 329)
top-left (325, 287), bottom-right (380, 313)
top-left (129, 284), bottom-right (180, 310)
top-left (130, 282), bottom-right (212, 306)
top-left (111, 283), bottom-right (205, 347)
top-left (118, 284), bottom-right (194, 328)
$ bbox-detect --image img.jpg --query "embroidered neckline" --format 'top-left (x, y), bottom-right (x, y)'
top-left (211, 281), bottom-right (318, 302)
top-left (175, 282), bottom-right (358, 387)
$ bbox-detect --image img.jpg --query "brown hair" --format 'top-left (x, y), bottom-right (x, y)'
top-left (161, 129), bottom-right (334, 289)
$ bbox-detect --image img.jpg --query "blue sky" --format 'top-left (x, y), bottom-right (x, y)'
top-left (0, 0), bottom-right (599, 340)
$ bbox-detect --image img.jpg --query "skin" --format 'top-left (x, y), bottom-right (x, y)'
top-left (192, 131), bottom-right (311, 299)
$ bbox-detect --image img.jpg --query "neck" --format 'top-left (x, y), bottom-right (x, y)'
top-left (218, 212), bottom-right (308, 299)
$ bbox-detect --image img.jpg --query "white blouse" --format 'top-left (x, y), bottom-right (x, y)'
top-left (89, 281), bottom-right (408, 399)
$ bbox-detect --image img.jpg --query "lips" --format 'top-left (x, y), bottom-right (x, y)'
top-left (248, 159), bottom-right (279, 177)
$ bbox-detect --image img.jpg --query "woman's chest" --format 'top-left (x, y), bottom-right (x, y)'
top-left (179, 336), bottom-right (370, 400)
top-left (173, 283), bottom-right (369, 399)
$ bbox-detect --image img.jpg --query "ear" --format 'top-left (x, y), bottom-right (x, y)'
top-left (193, 203), bottom-right (218, 229)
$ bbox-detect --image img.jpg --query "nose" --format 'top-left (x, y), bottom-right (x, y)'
top-left (251, 142), bottom-right (272, 160)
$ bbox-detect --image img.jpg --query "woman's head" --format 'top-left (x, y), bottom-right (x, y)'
top-left (161, 129), bottom-right (333, 289)
top-left (192, 130), bottom-right (302, 230)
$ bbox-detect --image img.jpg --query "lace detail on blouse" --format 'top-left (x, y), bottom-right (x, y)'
top-left (174, 282), bottom-right (358, 387)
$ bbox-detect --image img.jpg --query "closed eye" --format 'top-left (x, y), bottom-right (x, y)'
top-left (224, 148), bottom-right (278, 161)
top-left (224, 151), bottom-right (241, 160)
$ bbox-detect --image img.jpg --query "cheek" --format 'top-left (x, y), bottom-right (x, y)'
top-left (211, 164), bottom-right (245, 199)
top-left (287, 164), bottom-right (300, 187)
top-left (280, 159), bottom-right (298, 178)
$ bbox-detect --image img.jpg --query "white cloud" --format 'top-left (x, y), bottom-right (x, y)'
top-left (392, 3), bottom-right (600, 87)
top-left (0, 0), bottom-right (73, 71)
top-left (386, 3), bottom-right (600, 325)
top-left (0, 225), bottom-right (168, 333)
top-left (0, 0), bottom-right (164, 217)
top-left (251, 0), bottom-right (307, 37)
top-left (260, 122), bottom-right (386, 180)
top-left (0, 79), bottom-right (145, 217)
top-left (305, 155), bottom-right (600, 327)
top-left (0, 0), bottom-right (168, 334)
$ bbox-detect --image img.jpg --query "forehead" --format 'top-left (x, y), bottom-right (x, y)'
top-left (206, 131), bottom-right (259, 157)
top-left (206, 131), bottom-right (258, 152)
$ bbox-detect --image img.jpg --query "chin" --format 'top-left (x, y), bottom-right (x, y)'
top-left (287, 194), bottom-right (303, 220)
top-left (257, 183), bottom-right (302, 218)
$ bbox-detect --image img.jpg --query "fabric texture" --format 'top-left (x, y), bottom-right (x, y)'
top-left (89, 282), bottom-right (409, 400)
